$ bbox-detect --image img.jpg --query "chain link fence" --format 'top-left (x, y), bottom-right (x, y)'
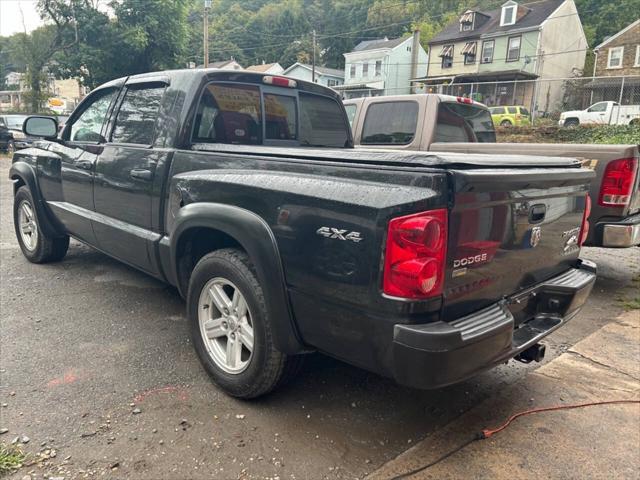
top-left (414, 75), bottom-right (640, 120)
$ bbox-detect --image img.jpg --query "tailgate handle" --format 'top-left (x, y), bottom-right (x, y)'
top-left (529, 204), bottom-right (546, 223)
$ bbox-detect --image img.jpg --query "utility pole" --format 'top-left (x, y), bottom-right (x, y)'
top-left (203, 0), bottom-right (211, 68)
top-left (312, 29), bottom-right (316, 83)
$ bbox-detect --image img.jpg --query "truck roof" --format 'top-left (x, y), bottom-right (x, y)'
top-left (343, 93), bottom-right (486, 108)
top-left (97, 68), bottom-right (343, 102)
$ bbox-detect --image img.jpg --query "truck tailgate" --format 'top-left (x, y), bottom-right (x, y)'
top-left (443, 166), bottom-right (594, 320)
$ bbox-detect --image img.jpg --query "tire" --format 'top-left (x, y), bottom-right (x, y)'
top-left (13, 186), bottom-right (69, 263)
top-left (500, 120), bottom-right (512, 127)
top-left (564, 118), bottom-right (579, 127)
top-left (187, 248), bottom-right (302, 398)
top-left (6, 140), bottom-right (15, 155)
top-left (630, 118), bottom-right (639, 126)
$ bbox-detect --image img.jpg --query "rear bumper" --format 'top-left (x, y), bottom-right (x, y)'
top-left (391, 259), bottom-right (596, 389)
top-left (599, 213), bottom-right (640, 247)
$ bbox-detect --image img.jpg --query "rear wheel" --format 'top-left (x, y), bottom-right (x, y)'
top-left (13, 186), bottom-right (69, 263)
top-left (500, 119), bottom-right (512, 127)
top-left (187, 248), bottom-right (302, 398)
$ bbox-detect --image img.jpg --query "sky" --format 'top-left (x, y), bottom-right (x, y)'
top-left (0, 0), bottom-right (42, 36)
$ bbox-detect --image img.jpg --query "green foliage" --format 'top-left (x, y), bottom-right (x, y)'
top-left (0, 443), bottom-right (26, 475)
top-left (497, 124), bottom-right (640, 144)
top-left (2, 0), bottom-right (639, 90)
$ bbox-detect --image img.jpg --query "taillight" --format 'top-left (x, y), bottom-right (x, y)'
top-left (579, 194), bottom-right (591, 246)
top-left (383, 209), bottom-right (448, 299)
top-left (598, 158), bottom-right (638, 206)
top-left (456, 97), bottom-right (473, 104)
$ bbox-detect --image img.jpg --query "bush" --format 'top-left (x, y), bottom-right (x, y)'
top-left (497, 124), bottom-right (640, 144)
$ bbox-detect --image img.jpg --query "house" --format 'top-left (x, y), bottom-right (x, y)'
top-left (334, 34), bottom-right (428, 99)
top-left (417, 0), bottom-right (588, 114)
top-left (1, 71), bottom-right (85, 113)
top-left (282, 63), bottom-right (344, 88)
top-left (589, 20), bottom-right (640, 104)
top-left (199, 59), bottom-right (244, 70)
top-left (245, 62), bottom-right (284, 75)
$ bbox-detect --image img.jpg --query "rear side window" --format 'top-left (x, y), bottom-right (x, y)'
top-left (507, 107), bottom-right (517, 114)
top-left (265, 94), bottom-right (297, 141)
top-left (489, 107), bottom-right (503, 114)
top-left (361, 101), bottom-right (418, 145)
top-left (193, 83), bottom-right (262, 145)
top-left (299, 93), bottom-right (349, 147)
top-left (434, 102), bottom-right (496, 143)
top-left (111, 85), bottom-right (165, 145)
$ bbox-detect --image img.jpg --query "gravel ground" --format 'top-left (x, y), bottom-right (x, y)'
top-left (1, 154), bottom-right (638, 479)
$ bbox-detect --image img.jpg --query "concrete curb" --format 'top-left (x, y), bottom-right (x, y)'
top-left (367, 311), bottom-right (640, 480)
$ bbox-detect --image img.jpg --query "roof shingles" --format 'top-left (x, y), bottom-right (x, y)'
top-left (429, 0), bottom-right (564, 44)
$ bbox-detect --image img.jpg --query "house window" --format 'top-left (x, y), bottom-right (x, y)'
top-left (459, 11), bottom-right (474, 31)
top-left (607, 46), bottom-right (624, 68)
top-left (375, 60), bottom-right (382, 76)
top-left (362, 62), bottom-right (369, 77)
top-left (327, 79), bottom-right (338, 87)
top-left (501, 2), bottom-right (517, 26)
top-left (481, 40), bottom-right (494, 63)
top-left (506, 36), bottom-right (521, 62)
top-left (463, 42), bottom-right (477, 64)
top-left (350, 64), bottom-right (356, 78)
top-left (440, 44), bottom-right (454, 69)
top-left (636, 45), bottom-right (640, 67)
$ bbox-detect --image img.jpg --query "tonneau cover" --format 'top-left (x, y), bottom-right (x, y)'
top-left (192, 143), bottom-right (582, 169)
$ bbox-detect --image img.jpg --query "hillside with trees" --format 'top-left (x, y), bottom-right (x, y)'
top-left (0, 0), bottom-right (638, 98)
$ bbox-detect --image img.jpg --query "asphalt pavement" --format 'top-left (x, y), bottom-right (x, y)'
top-left (1, 154), bottom-right (639, 479)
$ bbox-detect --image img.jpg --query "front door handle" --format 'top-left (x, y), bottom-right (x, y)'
top-left (76, 159), bottom-right (93, 170)
top-left (130, 168), bottom-right (153, 181)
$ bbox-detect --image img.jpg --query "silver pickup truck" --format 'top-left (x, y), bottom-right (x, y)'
top-left (345, 94), bottom-right (640, 248)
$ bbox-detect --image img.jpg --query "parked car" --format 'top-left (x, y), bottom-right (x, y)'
top-left (559, 101), bottom-right (640, 127)
top-left (11, 69), bottom-right (596, 398)
top-left (489, 105), bottom-right (531, 126)
top-left (0, 116), bottom-right (15, 154)
top-left (0, 114), bottom-right (45, 152)
top-left (346, 94), bottom-right (640, 248)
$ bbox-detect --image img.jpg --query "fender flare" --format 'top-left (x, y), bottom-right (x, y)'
top-left (170, 202), bottom-right (305, 354)
top-left (9, 161), bottom-right (65, 238)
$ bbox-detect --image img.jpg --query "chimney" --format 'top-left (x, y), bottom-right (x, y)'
top-left (410, 29), bottom-right (420, 94)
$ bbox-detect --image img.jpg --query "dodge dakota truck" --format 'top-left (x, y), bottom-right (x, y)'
top-left (346, 94), bottom-right (640, 248)
top-left (11, 69), bottom-right (596, 398)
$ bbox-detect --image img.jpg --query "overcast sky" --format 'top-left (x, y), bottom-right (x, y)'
top-left (0, 0), bottom-right (42, 36)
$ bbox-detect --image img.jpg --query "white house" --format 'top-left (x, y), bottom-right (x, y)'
top-left (335, 35), bottom-right (428, 98)
top-left (245, 62), bottom-right (285, 75)
top-left (282, 63), bottom-right (344, 87)
top-left (200, 59), bottom-right (244, 70)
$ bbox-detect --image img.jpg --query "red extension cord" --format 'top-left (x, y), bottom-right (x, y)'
top-left (390, 399), bottom-right (640, 479)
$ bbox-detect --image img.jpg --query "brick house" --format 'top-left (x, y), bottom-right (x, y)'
top-left (589, 19), bottom-right (640, 104)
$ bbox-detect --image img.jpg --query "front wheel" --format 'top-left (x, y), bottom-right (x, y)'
top-left (6, 140), bottom-right (15, 155)
top-left (187, 248), bottom-right (302, 398)
top-left (13, 186), bottom-right (69, 263)
top-left (564, 119), bottom-right (579, 128)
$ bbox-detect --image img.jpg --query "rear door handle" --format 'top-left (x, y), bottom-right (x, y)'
top-left (76, 159), bottom-right (93, 170)
top-left (130, 168), bottom-right (153, 181)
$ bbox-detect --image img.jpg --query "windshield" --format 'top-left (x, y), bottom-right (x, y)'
top-left (5, 116), bottom-right (27, 129)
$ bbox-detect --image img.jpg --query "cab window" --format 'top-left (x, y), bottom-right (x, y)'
top-left (587, 102), bottom-right (608, 113)
top-left (344, 104), bottom-right (357, 127)
top-left (68, 89), bottom-right (117, 142)
top-left (192, 83), bottom-right (262, 145)
top-left (361, 101), bottom-right (418, 145)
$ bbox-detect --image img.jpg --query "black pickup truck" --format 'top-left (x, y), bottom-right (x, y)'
top-left (11, 69), bottom-right (596, 398)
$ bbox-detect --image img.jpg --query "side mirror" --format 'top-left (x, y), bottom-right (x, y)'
top-left (23, 116), bottom-right (58, 139)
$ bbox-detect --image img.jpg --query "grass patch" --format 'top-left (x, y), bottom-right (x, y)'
top-left (621, 297), bottom-right (640, 311)
top-left (0, 443), bottom-right (26, 475)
